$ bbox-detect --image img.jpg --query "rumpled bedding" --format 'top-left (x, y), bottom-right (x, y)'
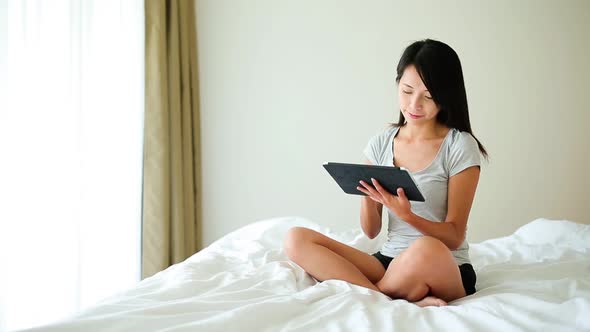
top-left (24, 217), bottom-right (590, 332)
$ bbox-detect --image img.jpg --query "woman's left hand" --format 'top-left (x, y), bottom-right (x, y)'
top-left (357, 178), bottom-right (413, 221)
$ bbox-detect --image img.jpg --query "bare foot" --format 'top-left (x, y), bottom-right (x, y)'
top-left (413, 296), bottom-right (447, 307)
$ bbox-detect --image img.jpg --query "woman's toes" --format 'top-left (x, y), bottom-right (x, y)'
top-left (413, 296), bottom-right (447, 307)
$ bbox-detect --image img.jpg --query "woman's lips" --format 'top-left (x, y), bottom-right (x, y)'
top-left (407, 112), bottom-right (423, 119)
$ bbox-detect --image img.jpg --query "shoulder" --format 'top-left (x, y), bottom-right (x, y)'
top-left (444, 128), bottom-right (481, 176)
top-left (447, 128), bottom-right (479, 152)
top-left (364, 125), bottom-right (398, 164)
top-left (372, 125), bottom-right (397, 139)
top-left (366, 125), bottom-right (397, 147)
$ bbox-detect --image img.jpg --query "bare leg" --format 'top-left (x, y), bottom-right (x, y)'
top-left (376, 236), bottom-right (466, 306)
top-left (284, 227), bottom-right (386, 292)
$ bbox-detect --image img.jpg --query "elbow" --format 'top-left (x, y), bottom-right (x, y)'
top-left (361, 223), bottom-right (380, 239)
top-left (447, 233), bottom-right (466, 251)
top-left (447, 240), bottom-right (461, 251)
top-left (445, 222), bottom-right (466, 250)
top-left (364, 229), bottom-right (379, 240)
top-left (360, 199), bottom-right (383, 240)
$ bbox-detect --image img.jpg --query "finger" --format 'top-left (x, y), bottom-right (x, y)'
top-left (360, 180), bottom-right (379, 196)
top-left (396, 187), bottom-right (406, 199)
top-left (360, 181), bottom-right (384, 203)
top-left (370, 178), bottom-right (386, 195)
top-left (372, 178), bottom-right (393, 200)
top-left (357, 186), bottom-right (382, 203)
top-left (356, 186), bottom-right (370, 195)
top-left (357, 184), bottom-right (375, 196)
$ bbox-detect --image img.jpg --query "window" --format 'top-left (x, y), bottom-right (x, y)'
top-left (0, 1), bottom-right (144, 330)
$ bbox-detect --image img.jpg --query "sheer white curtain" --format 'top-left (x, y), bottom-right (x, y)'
top-left (0, 1), bottom-right (144, 331)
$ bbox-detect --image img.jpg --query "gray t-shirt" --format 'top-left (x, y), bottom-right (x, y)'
top-left (363, 126), bottom-right (481, 265)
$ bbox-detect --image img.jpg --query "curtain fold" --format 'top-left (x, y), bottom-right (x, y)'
top-left (143, 0), bottom-right (202, 279)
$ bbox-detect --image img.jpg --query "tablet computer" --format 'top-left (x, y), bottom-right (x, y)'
top-left (323, 162), bottom-right (425, 202)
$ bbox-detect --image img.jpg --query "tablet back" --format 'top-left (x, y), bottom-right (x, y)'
top-left (323, 162), bottom-right (425, 202)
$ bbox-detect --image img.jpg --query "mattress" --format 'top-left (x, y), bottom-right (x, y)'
top-left (23, 217), bottom-right (590, 332)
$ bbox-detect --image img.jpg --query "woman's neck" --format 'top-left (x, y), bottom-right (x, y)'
top-left (399, 122), bottom-right (447, 141)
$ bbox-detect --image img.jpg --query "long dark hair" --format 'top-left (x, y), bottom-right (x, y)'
top-left (394, 39), bottom-right (488, 159)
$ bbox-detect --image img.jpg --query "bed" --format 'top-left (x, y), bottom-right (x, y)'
top-left (24, 217), bottom-right (590, 332)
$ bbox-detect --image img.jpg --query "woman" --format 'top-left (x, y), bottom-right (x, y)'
top-left (284, 39), bottom-right (488, 307)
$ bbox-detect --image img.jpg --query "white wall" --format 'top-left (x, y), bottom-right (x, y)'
top-left (195, 0), bottom-right (590, 247)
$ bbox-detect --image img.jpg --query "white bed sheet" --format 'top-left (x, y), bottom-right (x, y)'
top-left (24, 217), bottom-right (590, 332)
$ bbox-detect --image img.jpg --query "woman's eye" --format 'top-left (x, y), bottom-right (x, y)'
top-left (402, 90), bottom-right (412, 94)
top-left (425, 95), bottom-right (433, 100)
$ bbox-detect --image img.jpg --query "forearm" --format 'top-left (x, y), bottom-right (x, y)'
top-left (404, 213), bottom-right (464, 250)
top-left (360, 197), bottom-right (382, 239)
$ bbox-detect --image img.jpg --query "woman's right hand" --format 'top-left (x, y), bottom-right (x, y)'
top-left (359, 160), bottom-right (383, 239)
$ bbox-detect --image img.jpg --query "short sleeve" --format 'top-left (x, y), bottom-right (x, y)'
top-left (447, 131), bottom-right (481, 177)
top-left (363, 134), bottom-right (381, 165)
top-left (363, 127), bottom-right (394, 165)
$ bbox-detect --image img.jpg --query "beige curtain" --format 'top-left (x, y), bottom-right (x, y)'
top-left (142, 0), bottom-right (202, 279)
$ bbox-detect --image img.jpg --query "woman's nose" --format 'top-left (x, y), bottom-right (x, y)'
top-left (409, 96), bottom-right (422, 110)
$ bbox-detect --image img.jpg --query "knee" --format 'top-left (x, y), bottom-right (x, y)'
top-left (284, 227), bottom-right (313, 262)
top-left (398, 237), bottom-right (449, 272)
top-left (411, 236), bottom-right (448, 253)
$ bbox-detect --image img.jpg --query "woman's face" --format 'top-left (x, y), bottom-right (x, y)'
top-left (398, 65), bottom-right (440, 124)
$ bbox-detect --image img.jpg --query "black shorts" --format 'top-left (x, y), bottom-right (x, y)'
top-left (372, 251), bottom-right (477, 296)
